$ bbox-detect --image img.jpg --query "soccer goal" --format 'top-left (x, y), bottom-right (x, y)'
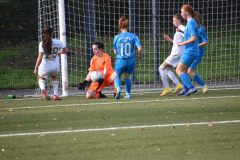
top-left (38, 0), bottom-right (240, 96)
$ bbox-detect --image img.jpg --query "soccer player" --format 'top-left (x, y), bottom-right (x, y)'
top-left (34, 26), bottom-right (69, 100)
top-left (78, 42), bottom-right (116, 99)
top-left (113, 16), bottom-right (142, 99)
top-left (159, 14), bottom-right (185, 96)
top-left (176, 4), bottom-right (199, 96)
top-left (187, 11), bottom-right (209, 93)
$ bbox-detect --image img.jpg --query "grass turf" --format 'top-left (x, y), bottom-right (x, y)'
top-left (0, 89), bottom-right (240, 160)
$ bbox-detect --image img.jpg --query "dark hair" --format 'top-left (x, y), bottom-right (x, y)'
top-left (118, 16), bottom-right (129, 32)
top-left (92, 42), bottom-right (104, 50)
top-left (42, 26), bottom-right (53, 58)
top-left (181, 4), bottom-right (200, 28)
top-left (173, 14), bottom-right (184, 24)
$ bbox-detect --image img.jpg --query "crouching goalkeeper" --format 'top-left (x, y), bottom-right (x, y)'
top-left (78, 42), bottom-right (116, 99)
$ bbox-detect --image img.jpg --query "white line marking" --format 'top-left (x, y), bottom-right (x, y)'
top-left (0, 120), bottom-right (239, 138)
top-left (0, 87), bottom-right (239, 102)
top-left (1, 95), bottom-right (240, 110)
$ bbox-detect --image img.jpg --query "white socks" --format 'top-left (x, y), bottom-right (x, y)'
top-left (166, 69), bottom-right (180, 85)
top-left (159, 66), bottom-right (169, 88)
top-left (38, 79), bottom-right (46, 91)
top-left (159, 66), bottom-right (180, 88)
top-left (52, 81), bottom-right (59, 96)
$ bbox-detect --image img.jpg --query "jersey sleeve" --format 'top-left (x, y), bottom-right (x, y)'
top-left (134, 35), bottom-right (141, 47)
top-left (175, 32), bottom-right (184, 43)
top-left (113, 35), bottom-right (118, 50)
top-left (58, 39), bottom-right (66, 49)
top-left (39, 41), bottom-right (44, 53)
top-left (199, 27), bottom-right (209, 43)
top-left (188, 20), bottom-right (198, 37)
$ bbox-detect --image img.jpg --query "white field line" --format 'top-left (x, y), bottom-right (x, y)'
top-left (0, 120), bottom-right (239, 138)
top-left (1, 95), bottom-right (240, 110)
top-left (0, 87), bottom-right (239, 102)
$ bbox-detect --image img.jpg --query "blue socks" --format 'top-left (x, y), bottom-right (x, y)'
top-left (114, 75), bottom-right (122, 93)
top-left (125, 78), bottom-right (131, 94)
top-left (180, 73), bottom-right (194, 90)
top-left (193, 73), bottom-right (205, 87)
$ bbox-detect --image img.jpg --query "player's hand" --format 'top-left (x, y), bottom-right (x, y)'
top-left (164, 35), bottom-right (171, 41)
top-left (34, 68), bottom-right (38, 75)
top-left (96, 78), bottom-right (104, 91)
top-left (177, 42), bottom-right (184, 46)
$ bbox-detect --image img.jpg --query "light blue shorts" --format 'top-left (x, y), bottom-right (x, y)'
top-left (180, 53), bottom-right (198, 68)
top-left (115, 57), bottom-right (136, 76)
top-left (190, 55), bottom-right (203, 70)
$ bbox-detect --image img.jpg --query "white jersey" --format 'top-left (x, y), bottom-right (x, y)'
top-left (170, 25), bottom-right (185, 56)
top-left (39, 38), bottom-right (66, 65)
top-left (38, 38), bottom-right (66, 77)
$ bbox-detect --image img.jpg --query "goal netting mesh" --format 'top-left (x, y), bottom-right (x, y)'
top-left (38, 0), bottom-right (240, 95)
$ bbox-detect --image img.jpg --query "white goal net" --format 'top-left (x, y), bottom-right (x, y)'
top-left (38, 0), bottom-right (240, 95)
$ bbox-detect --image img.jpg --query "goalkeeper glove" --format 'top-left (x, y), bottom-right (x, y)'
top-left (78, 80), bottom-right (90, 90)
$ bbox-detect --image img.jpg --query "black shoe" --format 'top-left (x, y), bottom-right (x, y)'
top-left (113, 93), bottom-right (116, 98)
top-left (99, 91), bottom-right (107, 98)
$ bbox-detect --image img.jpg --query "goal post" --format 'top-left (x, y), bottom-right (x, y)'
top-left (58, 0), bottom-right (68, 96)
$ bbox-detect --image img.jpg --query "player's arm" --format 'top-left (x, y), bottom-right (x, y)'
top-left (198, 41), bottom-right (208, 47)
top-left (199, 28), bottom-right (209, 47)
top-left (137, 46), bottom-right (142, 59)
top-left (134, 35), bottom-right (142, 58)
top-left (163, 35), bottom-right (173, 43)
top-left (178, 36), bottom-right (196, 46)
top-left (58, 47), bottom-right (69, 55)
top-left (34, 52), bottom-right (43, 75)
top-left (78, 59), bottom-right (94, 90)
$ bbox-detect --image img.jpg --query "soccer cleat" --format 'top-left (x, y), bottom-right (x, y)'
top-left (160, 88), bottom-right (171, 96)
top-left (202, 85), bottom-right (208, 93)
top-left (124, 94), bottom-right (131, 99)
top-left (176, 89), bottom-right (188, 96)
top-left (52, 95), bottom-right (61, 100)
top-left (173, 84), bottom-right (183, 94)
top-left (41, 90), bottom-right (50, 100)
top-left (115, 92), bottom-right (121, 100)
top-left (184, 87), bottom-right (197, 96)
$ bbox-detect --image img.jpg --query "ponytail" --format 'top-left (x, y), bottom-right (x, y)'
top-left (42, 26), bottom-right (53, 58)
top-left (192, 11), bottom-right (200, 28)
top-left (118, 16), bottom-right (129, 32)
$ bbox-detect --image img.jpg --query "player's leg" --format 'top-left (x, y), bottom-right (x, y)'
top-left (176, 54), bottom-right (197, 96)
top-left (123, 58), bottom-right (136, 99)
top-left (86, 81), bottom-right (100, 99)
top-left (164, 55), bottom-right (183, 94)
top-left (37, 65), bottom-right (49, 99)
top-left (50, 66), bottom-right (61, 100)
top-left (114, 59), bottom-right (124, 99)
top-left (188, 57), bottom-right (208, 93)
top-left (158, 62), bottom-right (171, 96)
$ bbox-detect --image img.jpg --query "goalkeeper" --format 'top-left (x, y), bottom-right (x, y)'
top-left (78, 42), bottom-right (116, 99)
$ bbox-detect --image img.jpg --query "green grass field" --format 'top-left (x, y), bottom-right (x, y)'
top-left (0, 89), bottom-right (240, 160)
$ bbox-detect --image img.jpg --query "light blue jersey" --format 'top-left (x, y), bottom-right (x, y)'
top-left (198, 25), bottom-right (208, 57)
top-left (113, 32), bottom-right (141, 59)
top-left (183, 18), bottom-right (199, 56)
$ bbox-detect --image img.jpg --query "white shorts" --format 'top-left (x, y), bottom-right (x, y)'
top-left (38, 64), bottom-right (60, 78)
top-left (164, 54), bottom-right (181, 68)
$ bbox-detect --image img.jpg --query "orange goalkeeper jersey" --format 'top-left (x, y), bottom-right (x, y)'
top-left (88, 52), bottom-right (114, 76)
